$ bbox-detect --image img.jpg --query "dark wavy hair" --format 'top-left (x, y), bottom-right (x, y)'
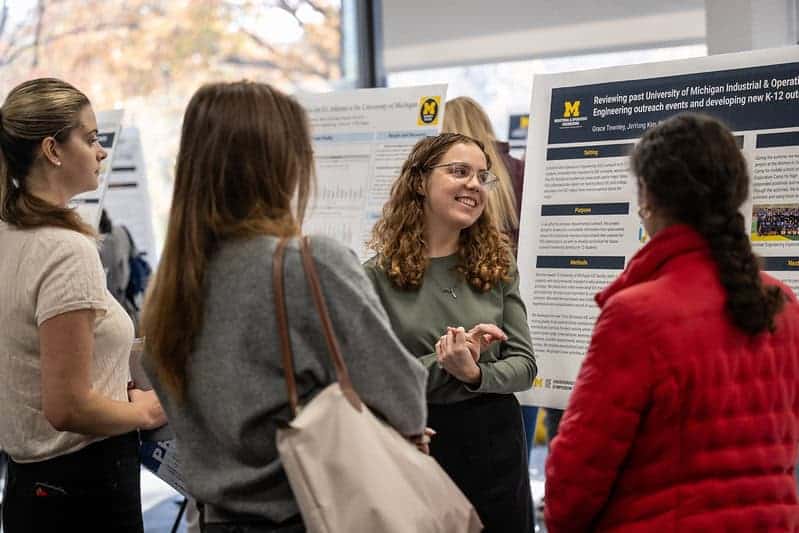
top-left (368, 133), bottom-right (512, 291)
top-left (631, 113), bottom-right (784, 335)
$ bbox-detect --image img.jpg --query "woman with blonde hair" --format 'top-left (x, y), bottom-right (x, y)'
top-left (0, 78), bottom-right (165, 532)
top-left (443, 95), bottom-right (541, 473)
top-left (142, 81), bottom-right (427, 532)
top-left (442, 96), bottom-right (522, 244)
top-left (365, 132), bottom-right (537, 532)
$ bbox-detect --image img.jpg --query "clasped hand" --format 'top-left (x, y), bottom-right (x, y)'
top-left (434, 323), bottom-right (506, 384)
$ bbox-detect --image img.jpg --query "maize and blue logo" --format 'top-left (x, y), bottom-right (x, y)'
top-left (563, 100), bottom-right (581, 118)
top-left (418, 96), bottom-right (440, 125)
top-left (554, 98), bottom-right (587, 130)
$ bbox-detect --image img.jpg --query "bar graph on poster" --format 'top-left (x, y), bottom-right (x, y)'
top-left (297, 85), bottom-right (447, 260)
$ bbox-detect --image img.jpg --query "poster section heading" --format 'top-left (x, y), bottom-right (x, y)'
top-left (762, 257), bottom-right (799, 271)
top-left (548, 62), bottom-right (799, 144)
top-left (301, 88), bottom-right (445, 135)
top-left (757, 131), bottom-right (799, 149)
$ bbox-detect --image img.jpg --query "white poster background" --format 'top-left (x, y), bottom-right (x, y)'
top-left (104, 127), bottom-right (158, 264)
top-left (69, 109), bottom-right (124, 229)
top-left (517, 47), bottom-right (799, 409)
top-left (297, 85), bottom-right (447, 260)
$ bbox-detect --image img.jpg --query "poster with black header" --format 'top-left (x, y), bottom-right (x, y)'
top-left (296, 85), bottom-right (447, 260)
top-left (516, 47), bottom-right (799, 409)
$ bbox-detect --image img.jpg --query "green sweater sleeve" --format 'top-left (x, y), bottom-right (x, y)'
top-left (363, 255), bottom-right (537, 403)
top-left (466, 267), bottom-right (537, 394)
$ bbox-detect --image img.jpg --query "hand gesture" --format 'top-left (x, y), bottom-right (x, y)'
top-left (464, 323), bottom-right (507, 362)
top-left (435, 327), bottom-right (481, 384)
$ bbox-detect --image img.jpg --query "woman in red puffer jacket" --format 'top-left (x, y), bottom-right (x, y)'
top-left (545, 113), bottom-right (799, 532)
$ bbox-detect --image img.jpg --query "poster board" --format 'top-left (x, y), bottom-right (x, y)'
top-left (297, 85), bottom-right (447, 259)
top-left (516, 46), bottom-right (799, 409)
top-left (104, 127), bottom-right (158, 264)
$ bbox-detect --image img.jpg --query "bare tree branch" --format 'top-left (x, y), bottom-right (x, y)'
top-left (240, 27), bottom-right (281, 56)
top-left (0, 0), bottom-right (9, 39)
top-left (303, 0), bottom-right (334, 18)
top-left (221, 54), bottom-right (281, 70)
top-left (1, 19), bottom-right (140, 67)
top-left (32, 0), bottom-right (45, 67)
top-left (0, 9), bottom-right (35, 63)
top-left (276, 0), bottom-right (302, 25)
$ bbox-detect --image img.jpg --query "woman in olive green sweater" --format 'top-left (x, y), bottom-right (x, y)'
top-left (365, 133), bottom-right (537, 533)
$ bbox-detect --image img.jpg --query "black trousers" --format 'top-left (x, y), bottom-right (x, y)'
top-left (199, 503), bottom-right (305, 533)
top-left (1, 432), bottom-right (143, 533)
top-left (428, 394), bottom-right (533, 533)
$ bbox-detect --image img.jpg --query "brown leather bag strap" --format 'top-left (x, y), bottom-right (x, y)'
top-left (272, 237), bottom-right (299, 417)
top-left (299, 236), bottom-right (363, 411)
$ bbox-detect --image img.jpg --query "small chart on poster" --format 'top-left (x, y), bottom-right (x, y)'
top-left (297, 85), bottom-right (447, 260)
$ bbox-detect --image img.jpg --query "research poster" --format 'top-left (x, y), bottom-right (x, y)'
top-left (69, 109), bottom-right (124, 229)
top-left (296, 85), bottom-right (447, 260)
top-left (516, 47), bottom-right (799, 409)
top-left (105, 127), bottom-right (158, 264)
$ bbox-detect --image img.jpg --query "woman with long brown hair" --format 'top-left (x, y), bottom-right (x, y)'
top-left (141, 81), bottom-right (427, 532)
top-left (365, 132), bottom-right (538, 533)
top-left (0, 78), bottom-right (165, 532)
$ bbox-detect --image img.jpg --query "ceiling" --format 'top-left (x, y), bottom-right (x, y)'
top-left (381, 0), bottom-right (707, 70)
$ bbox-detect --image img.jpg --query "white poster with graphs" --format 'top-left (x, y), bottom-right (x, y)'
top-left (516, 46), bottom-right (799, 409)
top-left (69, 109), bottom-right (124, 229)
top-left (296, 85), bottom-right (447, 260)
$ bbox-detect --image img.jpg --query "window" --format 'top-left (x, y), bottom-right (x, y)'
top-left (0, 0), bottom-right (367, 245)
top-left (388, 45), bottom-right (708, 143)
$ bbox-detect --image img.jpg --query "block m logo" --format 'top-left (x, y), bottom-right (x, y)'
top-left (563, 100), bottom-right (581, 118)
top-left (418, 96), bottom-right (441, 125)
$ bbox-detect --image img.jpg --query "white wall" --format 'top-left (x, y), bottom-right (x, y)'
top-left (382, 0), bottom-right (707, 71)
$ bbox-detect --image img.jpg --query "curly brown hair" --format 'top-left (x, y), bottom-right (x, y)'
top-left (368, 133), bottom-right (512, 291)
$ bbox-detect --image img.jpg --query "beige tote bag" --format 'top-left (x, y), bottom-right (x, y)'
top-left (272, 236), bottom-right (483, 533)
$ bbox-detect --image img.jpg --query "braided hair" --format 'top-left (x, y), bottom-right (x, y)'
top-left (631, 113), bottom-right (784, 335)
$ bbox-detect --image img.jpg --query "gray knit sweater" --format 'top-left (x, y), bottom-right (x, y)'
top-left (144, 235), bottom-right (428, 521)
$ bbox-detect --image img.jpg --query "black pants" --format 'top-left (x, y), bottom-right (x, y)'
top-left (428, 394), bottom-right (533, 533)
top-left (199, 503), bottom-right (305, 533)
top-left (1, 432), bottom-right (143, 533)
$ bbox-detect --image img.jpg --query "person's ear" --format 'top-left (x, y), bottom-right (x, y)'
top-left (40, 137), bottom-right (62, 168)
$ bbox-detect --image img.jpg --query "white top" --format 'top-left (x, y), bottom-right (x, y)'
top-left (0, 222), bottom-right (133, 463)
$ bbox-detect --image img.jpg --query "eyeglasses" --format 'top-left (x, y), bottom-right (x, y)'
top-left (427, 162), bottom-right (499, 189)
